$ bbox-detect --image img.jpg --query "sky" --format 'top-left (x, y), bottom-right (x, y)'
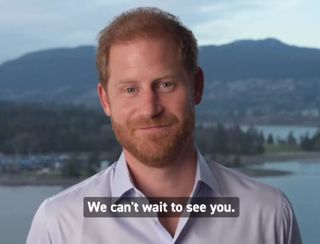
top-left (0, 0), bottom-right (319, 64)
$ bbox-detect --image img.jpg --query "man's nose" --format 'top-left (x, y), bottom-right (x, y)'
top-left (139, 88), bottom-right (164, 118)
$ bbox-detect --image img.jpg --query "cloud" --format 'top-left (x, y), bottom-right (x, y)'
top-left (0, 0), bottom-right (319, 64)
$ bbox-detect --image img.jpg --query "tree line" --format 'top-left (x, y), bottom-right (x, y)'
top-left (1, 101), bottom-right (319, 158)
top-left (0, 101), bottom-right (119, 155)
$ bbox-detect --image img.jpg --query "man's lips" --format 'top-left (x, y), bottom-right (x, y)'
top-left (137, 124), bottom-right (171, 130)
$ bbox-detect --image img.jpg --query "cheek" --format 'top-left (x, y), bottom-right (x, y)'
top-left (167, 94), bottom-right (194, 117)
top-left (109, 100), bottom-right (134, 123)
top-left (178, 87), bottom-right (194, 107)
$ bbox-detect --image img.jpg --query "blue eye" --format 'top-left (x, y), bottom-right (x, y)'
top-left (161, 82), bottom-right (171, 87)
top-left (159, 82), bottom-right (175, 91)
top-left (125, 87), bottom-right (136, 93)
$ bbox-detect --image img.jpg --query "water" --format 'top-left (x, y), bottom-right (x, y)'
top-left (250, 160), bottom-right (320, 244)
top-left (0, 160), bottom-right (319, 244)
top-left (0, 186), bottom-right (62, 244)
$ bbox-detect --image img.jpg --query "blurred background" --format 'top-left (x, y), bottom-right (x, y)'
top-left (0, 0), bottom-right (319, 243)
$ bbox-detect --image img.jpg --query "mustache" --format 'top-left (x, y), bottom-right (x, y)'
top-left (127, 114), bottom-right (179, 130)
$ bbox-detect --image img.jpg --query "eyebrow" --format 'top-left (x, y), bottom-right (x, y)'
top-left (115, 80), bottom-right (139, 86)
top-left (154, 75), bottom-right (179, 82)
top-left (114, 74), bottom-right (179, 87)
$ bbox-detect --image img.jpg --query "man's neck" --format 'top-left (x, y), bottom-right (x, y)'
top-left (123, 141), bottom-right (197, 198)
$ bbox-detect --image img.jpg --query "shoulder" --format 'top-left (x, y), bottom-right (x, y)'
top-left (27, 163), bottom-right (118, 244)
top-left (210, 161), bottom-right (302, 239)
top-left (206, 160), bottom-right (302, 243)
top-left (209, 161), bottom-right (288, 210)
top-left (44, 162), bottom-right (116, 209)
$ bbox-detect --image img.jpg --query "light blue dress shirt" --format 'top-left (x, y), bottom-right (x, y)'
top-left (26, 150), bottom-right (302, 244)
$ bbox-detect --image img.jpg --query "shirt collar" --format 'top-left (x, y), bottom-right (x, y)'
top-left (111, 149), bottom-right (222, 201)
top-left (111, 152), bottom-right (136, 202)
top-left (195, 149), bottom-right (222, 196)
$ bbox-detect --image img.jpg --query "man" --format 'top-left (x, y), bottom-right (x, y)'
top-left (26, 7), bottom-right (302, 244)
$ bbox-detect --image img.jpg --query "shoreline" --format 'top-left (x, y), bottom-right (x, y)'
top-left (213, 151), bottom-right (320, 166)
top-left (0, 175), bottom-right (84, 187)
top-left (212, 151), bottom-right (320, 177)
top-left (1, 151), bottom-right (320, 186)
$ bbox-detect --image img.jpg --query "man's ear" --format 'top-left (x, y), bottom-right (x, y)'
top-left (194, 67), bottom-right (205, 105)
top-left (97, 83), bottom-right (111, 116)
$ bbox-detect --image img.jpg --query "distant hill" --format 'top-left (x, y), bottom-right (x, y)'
top-left (197, 38), bottom-right (320, 124)
top-left (199, 38), bottom-right (320, 81)
top-left (1, 38), bottom-right (320, 124)
top-left (0, 46), bottom-right (99, 106)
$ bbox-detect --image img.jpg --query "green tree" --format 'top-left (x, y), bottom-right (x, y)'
top-left (85, 151), bottom-right (100, 177)
top-left (62, 154), bottom-right (81, 178)
top-left (267, 134), bottom-right (274, 144)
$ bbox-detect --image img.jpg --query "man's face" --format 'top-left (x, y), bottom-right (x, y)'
top-left (98, 37), bottom-right (203, 167)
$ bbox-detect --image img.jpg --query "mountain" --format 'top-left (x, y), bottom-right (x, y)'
top-left (199, 38), bottom-right (320, 81)
top-left (197, 38), bottom-right (320, 124)
top-left (0, 46), bottom-right (99, 106)
top-left (1, 38), bottom-right (320, 124)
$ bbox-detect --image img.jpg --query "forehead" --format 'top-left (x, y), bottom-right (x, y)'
top-left (109, 36), bottom-right (180, 60)
top-left (107, 37), bottom-right (184, 81)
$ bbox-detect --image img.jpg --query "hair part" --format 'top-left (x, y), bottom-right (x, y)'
top-left (96, 7), bottom-right (198, 87)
